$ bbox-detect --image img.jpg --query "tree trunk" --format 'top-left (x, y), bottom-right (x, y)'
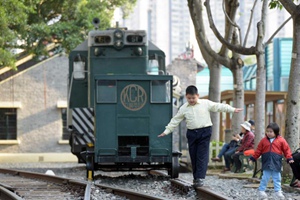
top-left (208, 61), bottom-right (221, 141)
top-left (230, 59), bottom-right (244, 135)
top-left (254, 19), bottom-right (267, 148)
top-left (283, 13), bottom-right (300, 179)
top-left (230, 31), bottom-right (245, 135)
top-left (254, 0), bottom-right (268, 148)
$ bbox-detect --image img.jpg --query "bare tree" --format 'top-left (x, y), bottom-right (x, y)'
top-left (275, 0), bottom-right (300, 179)
top-left (188, 0), bottom-right (294, 147)
top-left (187, 0), bottom-right (244, 140)
top-left (203, 0), bottom-right (272, 147)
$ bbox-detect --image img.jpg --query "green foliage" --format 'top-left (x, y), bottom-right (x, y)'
top-left (269, 0), bottom-right (283, 9)
top-left (211, 141), bottom-right (224, 158)
top-left (282, 173), bottom-right (292, 184)
top-left (0, 0), bottom-right (137, 67)
top-left (269, 0), bottom-right (298, 10)
top-left (244, 55), bottom-right (256, 65)
top-left (0, 0), bottom-right (30, 67)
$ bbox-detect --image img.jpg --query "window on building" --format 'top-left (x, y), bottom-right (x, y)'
top-left (61, 108), bottom-right (70, 140)
top-left (280, 77), bottom-right (289, 91)
top-left (0, 108), bottom-right (17, 140)
top-left (267, 79), bottom-right (274, 91)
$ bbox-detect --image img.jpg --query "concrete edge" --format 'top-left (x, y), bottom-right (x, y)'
top-left (0, 153), bottom-right (78, 163)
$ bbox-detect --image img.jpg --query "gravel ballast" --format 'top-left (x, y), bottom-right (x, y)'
top-left (0, 162), bottom-right (299, 200)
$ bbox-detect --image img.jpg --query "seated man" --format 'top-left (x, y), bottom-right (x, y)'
top-left (211, 134), bottom-right (240, 172)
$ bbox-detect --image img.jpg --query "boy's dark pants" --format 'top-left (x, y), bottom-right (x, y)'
top-left (186, 126), bottom-right (212, 180)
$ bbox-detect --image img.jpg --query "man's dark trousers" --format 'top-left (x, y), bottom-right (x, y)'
top-left (186, 126), bottom-right (212, 179)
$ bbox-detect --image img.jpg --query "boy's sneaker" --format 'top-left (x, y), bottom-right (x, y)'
top-left (193, 179), bottom-right (204, 187)
top-left (258, 191), bottom-right (268, 199)
top-left (274, 191), bottom-right (285, 199)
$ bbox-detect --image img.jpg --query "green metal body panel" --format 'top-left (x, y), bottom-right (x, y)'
top-left (68, 50), bottom-right (88, 108)
top-left (94, 75), bottom-right (173, 163)
top-left (88, 46), bottom-right (148, 106)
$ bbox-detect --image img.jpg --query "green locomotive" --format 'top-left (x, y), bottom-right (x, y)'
top-left (68, 18), bottom-right (180, 179)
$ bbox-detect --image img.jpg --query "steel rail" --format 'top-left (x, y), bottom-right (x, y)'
top-left (195, 186), bottom-right (231, 200)
top-left (0, 186), bottom-right (23, 200)
top-left (150, 170), bottom-right (231, 200)
top-left (84, 180), bottom-right (92, 200)
top-left (0, 168), bottom-right (167, 200)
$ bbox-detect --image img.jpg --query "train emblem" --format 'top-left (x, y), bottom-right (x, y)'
top-left (121, 84), bottom-right (147, 111)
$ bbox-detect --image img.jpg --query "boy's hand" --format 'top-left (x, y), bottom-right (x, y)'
top-left (158, 133), bottom-right (166, 137)
top-left (289, 160), bottom-right (294, 164)
top-left (234, 108), bottom-right (243, 113)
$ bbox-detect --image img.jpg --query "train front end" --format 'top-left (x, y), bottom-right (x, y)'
top-left (68, 20), bottom-right (180, 178)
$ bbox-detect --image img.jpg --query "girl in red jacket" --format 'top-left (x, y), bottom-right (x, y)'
top-left (250, 122), bottom-right (294, 200)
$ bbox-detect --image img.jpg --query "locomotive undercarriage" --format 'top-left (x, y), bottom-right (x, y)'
top-left (70, 131), bottom-right (181, 178)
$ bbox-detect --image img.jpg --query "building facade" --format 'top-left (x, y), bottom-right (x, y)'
top-left (0, 55), bottom-right (76, 162)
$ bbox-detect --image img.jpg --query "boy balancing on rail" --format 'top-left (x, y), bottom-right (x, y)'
top-left (158, 85), bottom-right (243, 187)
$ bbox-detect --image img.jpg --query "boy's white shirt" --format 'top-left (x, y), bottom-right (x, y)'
top-left (163, 99), bottom-right (235, 135)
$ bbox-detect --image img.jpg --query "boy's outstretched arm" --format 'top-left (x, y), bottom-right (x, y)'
top-left (158, 133), bottom-right (167, 137)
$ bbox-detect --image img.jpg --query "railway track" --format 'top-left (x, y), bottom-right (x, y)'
top-left (0, 168), bottom-right (169, 200)
top-left (0, 168), bottom-right (85, 199)
top-left (149, 170), bottom-right (231, 200)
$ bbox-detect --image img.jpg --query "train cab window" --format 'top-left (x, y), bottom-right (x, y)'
top-left (151, 80), bottom-right (171, 103)
top-left (97, 80), bottom-right (117, 103)
top-left (147, 60), bottom-right (159, 75)
top-left (73, 55), bottom-right (86, 79)
top-left (0, 108), bottom-right (17, 140)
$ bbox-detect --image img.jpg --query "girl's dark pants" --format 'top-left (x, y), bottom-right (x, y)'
top-left (186, 126), bottom-right (212, 180)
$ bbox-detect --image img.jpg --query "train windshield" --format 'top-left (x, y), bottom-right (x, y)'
top-left (151, 80), bottom-right (171, 103)
top-left (97, 80), bottom-right (117, 103)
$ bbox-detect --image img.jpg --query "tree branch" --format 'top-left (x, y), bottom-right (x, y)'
top-left (222, 0), bottom-right (242, 45)
top-left (265, 16), bottom-right (292, 45)
top-left (188, 0), bottom-right (230, 66)
top-left (278, 0), bottom-right (298, 15)
top-left (205, 0), bottom-right (255, 55)
top-left (243, 0), bottom-right (258, 47)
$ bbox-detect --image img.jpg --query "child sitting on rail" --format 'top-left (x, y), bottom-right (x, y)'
top-left (158, 85), bottom-right (243, 188)
top-left (249, 122), bottom-right (294, 200)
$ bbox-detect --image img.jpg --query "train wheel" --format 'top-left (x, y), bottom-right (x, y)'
top-left (168, 151), bottom-right (182, 178)
top-left (86, 154), bottom-right (94, 180)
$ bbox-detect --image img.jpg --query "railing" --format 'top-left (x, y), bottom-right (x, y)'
top-left (208, 142), bottom-right (225, 166)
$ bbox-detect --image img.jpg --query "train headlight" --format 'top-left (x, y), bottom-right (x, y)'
top-left (114, 40), bottom-right (123, 49)
top-left (134, 47), bottom-right (143, 56)
top-left (115, 31), bottom-right (122, 38)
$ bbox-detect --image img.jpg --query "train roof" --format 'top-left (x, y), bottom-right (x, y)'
top-left (148, 41), bottom-right (165, 57)
top-left (74, 40), bottom-right (88, 51)
top-left (73, 40), bottom-right (165, 58)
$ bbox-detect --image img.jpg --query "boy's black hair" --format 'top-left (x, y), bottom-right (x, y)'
top-left (267, 122), bottom-right (280, 136)
top-left (186, 85), bottom-right (198, 95)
